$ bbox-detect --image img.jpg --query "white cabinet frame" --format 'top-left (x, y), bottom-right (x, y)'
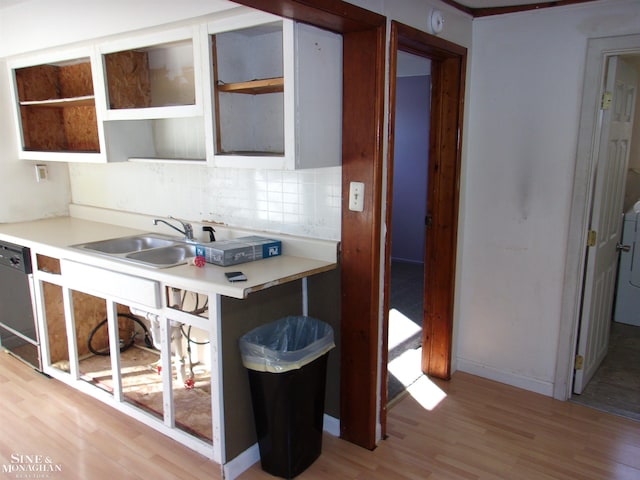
top-left (31, 258), bottom-right (224, 467)
top-left (6, 46), bottom-right (108, 163)
top-left (5, 9), bottom-right (341, 169)
top-left (207, 12), bottom-right (342, 170)
top-left (95, 26), bottom-right (210, 163)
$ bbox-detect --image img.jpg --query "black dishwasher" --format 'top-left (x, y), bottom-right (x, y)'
top-left (0, 240), bottom-right (41, 370)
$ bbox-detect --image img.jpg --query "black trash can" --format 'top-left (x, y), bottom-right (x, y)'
top-left (239, 316), bottom-right (335, 479)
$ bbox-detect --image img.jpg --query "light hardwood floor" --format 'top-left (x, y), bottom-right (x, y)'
top-left (1, 351), bottom-right (638, 479)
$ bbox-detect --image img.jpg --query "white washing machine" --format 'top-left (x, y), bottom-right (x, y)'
top-left (614, 202), bottom-right (640, 326)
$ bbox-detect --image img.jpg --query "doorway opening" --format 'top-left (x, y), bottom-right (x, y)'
top-left (387, 51), bottom-right (431, 403)
top-left (570, 52), bottom-right (640, 420)
top-left (382, 21), bottom-right (466, 423)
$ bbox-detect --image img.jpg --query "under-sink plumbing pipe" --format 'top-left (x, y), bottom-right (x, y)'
top-left (129, 307), bottom-right (189, 387)
top-left (129, 307), bottom-right (160, 348)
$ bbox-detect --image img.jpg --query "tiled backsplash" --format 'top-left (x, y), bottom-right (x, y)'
top-left (68, 162), bottom-right (342, 240)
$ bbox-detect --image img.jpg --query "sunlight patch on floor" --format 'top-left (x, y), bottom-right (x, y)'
top-left (388, 346), bottom-right (447, 410)
top-left (388, 308), bottom-right (422, 351)
top-left (407, 375), bottom-right (447, 410)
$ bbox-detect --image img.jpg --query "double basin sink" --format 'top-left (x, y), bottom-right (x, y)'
top-left (73, 233), bottom-right (196, 268)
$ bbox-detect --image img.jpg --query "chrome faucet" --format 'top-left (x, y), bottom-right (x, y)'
top-left (153, 216), bottom-right (194, 241)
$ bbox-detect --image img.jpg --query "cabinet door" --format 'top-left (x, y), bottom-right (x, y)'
top-left (293, 22), bottom-right (342, 169)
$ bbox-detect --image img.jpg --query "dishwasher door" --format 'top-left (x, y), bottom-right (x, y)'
top-left (0, 252), bottom-right (41, 370)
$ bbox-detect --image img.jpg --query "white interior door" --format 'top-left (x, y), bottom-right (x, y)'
top-left (574, 56), bottom-right (638, 394)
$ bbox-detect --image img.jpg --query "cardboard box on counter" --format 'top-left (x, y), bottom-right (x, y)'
top-left (195, 236), bottom-right (282, 266)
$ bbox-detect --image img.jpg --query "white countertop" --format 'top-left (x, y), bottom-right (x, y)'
top-left (0, 216), bottom-right (338, 299)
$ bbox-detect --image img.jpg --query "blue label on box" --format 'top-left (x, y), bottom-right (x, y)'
top-left (263, 242), bottom-right (281, 258)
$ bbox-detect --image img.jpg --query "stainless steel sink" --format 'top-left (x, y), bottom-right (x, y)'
top-left (125, 244), bottom-right (196, 268)
top-left (73, 234), bottom-right (196, 268)
top-left (75, 235), bottom-right (175, 254)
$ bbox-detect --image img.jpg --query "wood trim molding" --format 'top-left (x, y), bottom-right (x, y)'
top-left (441, 0), bottom-right (598, 18)
top-left (387, 21), bottom-right (467, 381)
top-left (379, 22), bottom-right (400, 442)
top-left (422, 52), bottom-right (465, 379)
top-left (339, 24), bottom-right (386, 449)
top-left (229, 0), bottom-right (385, 31)
top-left (440, 0), bottom-right (474, 16)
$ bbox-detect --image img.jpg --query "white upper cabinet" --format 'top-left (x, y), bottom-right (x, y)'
top-left (95, 26), bottom-right (210, 163)
top-left (5, 8), bottom-right (342, 168)
top-left (207, 12), bottom-right (342, 169)
top-left (7, 47), bottom-right (108, 163)
top-left (97, 27), bottom-right (203, 120)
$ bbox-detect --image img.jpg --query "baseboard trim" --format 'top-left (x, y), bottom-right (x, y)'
top-left (457, 358), bottom-right (554, 397)
top-left (323, 413), bottom-right (340, 437)
top-left (223, 443), bottom-right (259, 480)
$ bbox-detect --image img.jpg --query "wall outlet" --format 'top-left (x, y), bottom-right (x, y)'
top-left (349, 181), bottom-right (365, 212)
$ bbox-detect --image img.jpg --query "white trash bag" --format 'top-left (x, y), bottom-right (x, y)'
top-left (239, 316), bottom-right (335, 373)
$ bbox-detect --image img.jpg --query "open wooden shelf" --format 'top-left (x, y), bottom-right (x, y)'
top-left (14, 60), bottom-right (100, 154)
top-left (216, 77), bottom-right (283, 95)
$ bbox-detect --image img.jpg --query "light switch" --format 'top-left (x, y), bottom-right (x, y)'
top-left (35, 164), bottom-right (48, 182)
top-left (349, 181), bottom-right (365, 212)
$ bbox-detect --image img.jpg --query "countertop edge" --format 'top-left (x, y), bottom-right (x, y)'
top-left (0, 217), bottom-right (338, 299)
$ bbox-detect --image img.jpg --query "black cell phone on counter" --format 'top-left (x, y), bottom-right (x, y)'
top-left (225, 271), bottom-right (247, 282)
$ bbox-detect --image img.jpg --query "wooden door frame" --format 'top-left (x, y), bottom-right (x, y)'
top-left (382, 21), bottom-right (467, 428)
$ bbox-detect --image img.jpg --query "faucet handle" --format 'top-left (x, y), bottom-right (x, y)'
top-left (169, 216), bottom-right (194, 240)
top-left (203, 226), bottom-right (216, 242)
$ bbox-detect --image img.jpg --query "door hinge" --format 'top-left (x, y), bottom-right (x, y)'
top-left (601, 91), bottom-right (612, 110)
top-left (587, 230), bottom-right (597, 247)
top-left (575, 355), bottom-right (584, 370)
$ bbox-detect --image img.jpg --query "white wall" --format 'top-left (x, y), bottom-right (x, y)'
top-left (458, 0), bottom-right (640, 395)
top-left (0, 58), bottom-right (70, 222)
